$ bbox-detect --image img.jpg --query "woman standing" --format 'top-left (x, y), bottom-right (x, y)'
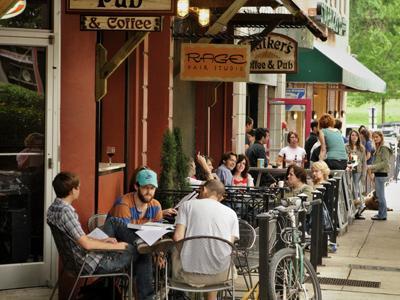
top-left (368, 131), bottom-right (392, 221)
top-left (345, 130), bottom-right (366, 205)
top-left (277, 131), bottom-right (306, 167)
top-left (232, 154), bottom-right (254, 187)
top-left (318, 114), bottom-right (348, 170)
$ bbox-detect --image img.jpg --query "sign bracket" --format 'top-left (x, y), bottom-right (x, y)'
top-left (95, 31), bottom-right (149, 101)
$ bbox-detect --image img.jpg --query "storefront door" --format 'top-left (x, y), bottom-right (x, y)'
top-left (0, 32), bottom-right (58, 289)
top-left (268, 98), bottom-right (311, 163)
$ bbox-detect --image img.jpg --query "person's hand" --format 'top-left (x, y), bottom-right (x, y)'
top-left (156, 252), bottom-right (166, 269)
top-left (103, 237), bottom-right (117, 244)
top-left (196, 153), bottom-right (208, 168)
top-left (116, 242), bottom-right (129, 250)
top-left (162, 208), bottom-right (177, 217)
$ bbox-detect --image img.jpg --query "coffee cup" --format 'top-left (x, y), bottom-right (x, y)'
top-left (257, 158), bottom-right (265, 168)
top-left (278, 180), bottom-right (284, 188)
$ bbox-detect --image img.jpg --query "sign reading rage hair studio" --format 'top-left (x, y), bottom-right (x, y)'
top-left (248, 33), bottom-right (297, 74)
top-left (67, 0), bottom-right (174, 14)
top-left (180, 43), bottom-right (250, 82)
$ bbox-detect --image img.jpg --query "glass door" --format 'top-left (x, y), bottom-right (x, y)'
top-left (0, 35), bottom-right (56, 289)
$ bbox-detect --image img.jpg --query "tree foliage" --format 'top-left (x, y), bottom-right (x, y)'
top-left (0, 83), bottom-right (44, 149)
top-left (349, 0), bottom-right (400, 105)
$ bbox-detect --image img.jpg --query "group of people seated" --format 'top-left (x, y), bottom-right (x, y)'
top-left (47, 113), bottom-right (393, 300)
top-left (47, 169), bottom-right (238, 300)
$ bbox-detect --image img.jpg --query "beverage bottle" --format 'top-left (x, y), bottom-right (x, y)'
top-left (282, 153), bottom-right (286, 168)
top-left (294, 154), bottom-right (298, 166)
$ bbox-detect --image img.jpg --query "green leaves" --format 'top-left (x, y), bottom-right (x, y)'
top-left (349, 0), bottom-right (400, 104)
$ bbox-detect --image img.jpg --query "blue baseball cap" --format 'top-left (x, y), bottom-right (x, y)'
top-left (136, 169), bottom-right (158, 188)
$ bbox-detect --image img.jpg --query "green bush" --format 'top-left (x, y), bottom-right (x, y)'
top-left (0, 83), bottom-right (44, 149)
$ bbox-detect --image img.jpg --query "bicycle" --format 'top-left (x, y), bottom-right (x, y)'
top-left (267, 195), bottom-right (322, 300)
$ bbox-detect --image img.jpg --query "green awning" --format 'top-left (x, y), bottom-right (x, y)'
top-left (287, 42), bottom-right (386, 93)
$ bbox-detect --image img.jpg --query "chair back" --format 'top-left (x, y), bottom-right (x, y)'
top-left (166, 235), bottom-right (237, 300)
top-left (237, 219), bottom-right (256, 251)
top-left (173, 235), bottom-right (237, 279)
top-left (48, 221), bottom-right (85, 274)
top-left (87, 213), bottom-right (107, 232)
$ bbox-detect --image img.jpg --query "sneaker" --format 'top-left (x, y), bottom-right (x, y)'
top-left (328, 243), bottom-right (337, 253)
top-left (137, 238), bottom-right (175, 254)
top-left (371, 215), bottom-right (386, 221)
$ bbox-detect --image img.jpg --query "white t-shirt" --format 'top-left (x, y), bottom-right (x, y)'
top-left (279, 146), bottom-right (306, 166)
top-left (175, 198), bottom-right (239, 274)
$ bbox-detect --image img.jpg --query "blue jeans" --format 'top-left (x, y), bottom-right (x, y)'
top-left (374, 176), bottom-right (388, 219)
top-left (102, 218), bottom-right (154, 300)
top-left (352, 172), bottom-right (362, 200)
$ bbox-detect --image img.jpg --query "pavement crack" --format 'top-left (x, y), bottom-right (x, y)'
top-left (356, 221), bottom-right (374, 257)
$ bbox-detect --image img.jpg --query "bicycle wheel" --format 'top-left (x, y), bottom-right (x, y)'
top-left (268, 248), bottom-right (321, 300)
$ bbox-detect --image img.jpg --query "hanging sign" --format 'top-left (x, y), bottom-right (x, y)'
top-left (247, 33), bottom-right (297, 74)
top-left (316, 2), bottom-right (347, 36)
top-left (81, 15), bottom-right (162, 31)
top-left (181, 43), bottom-right (250, 82)
top-left (67, 0), bottom-right (174, 15)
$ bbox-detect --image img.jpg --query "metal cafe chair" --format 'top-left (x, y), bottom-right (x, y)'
top-left (87, 213), bottom-right (108, 232)
top-left (165, 235), bottom-right (237, 300)
top-left (235, 219), bottom-right (257, 293)
top-left (48, 222), bottom-right (133, 300)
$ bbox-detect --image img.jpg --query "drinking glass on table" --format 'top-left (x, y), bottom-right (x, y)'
top-left (106, 146), bottom-right (115, 165)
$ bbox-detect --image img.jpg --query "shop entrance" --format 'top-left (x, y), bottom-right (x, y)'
top-left (268, 98), bottom-right (311, 164)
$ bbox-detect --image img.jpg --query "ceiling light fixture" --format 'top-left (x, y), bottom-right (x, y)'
top-left (198, 8), bottom-right (210, 27)
top-left (177, 0), bottom-right (189, 18)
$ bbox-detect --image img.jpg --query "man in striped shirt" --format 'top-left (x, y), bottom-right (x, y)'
top-left (104, 168), bottom-right (166, 300)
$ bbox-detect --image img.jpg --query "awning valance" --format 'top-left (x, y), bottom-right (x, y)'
top-left (287, 42), bottom-right (386, 93)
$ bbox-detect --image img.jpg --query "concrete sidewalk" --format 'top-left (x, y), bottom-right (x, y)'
top-left (320, 180), bottom-right (400, 300)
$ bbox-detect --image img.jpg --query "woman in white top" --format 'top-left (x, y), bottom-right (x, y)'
top-left (277, 131), bottom-right (306, 167)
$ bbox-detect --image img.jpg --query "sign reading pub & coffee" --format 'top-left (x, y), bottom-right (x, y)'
top-left (248, 33), bottom-right (298, 74)
top-left (67, 0), bottom-right (174, 15)
top-left (81, 16), bottom-right (162, 31)
top-left (180, 43), bottom-right (250, 82)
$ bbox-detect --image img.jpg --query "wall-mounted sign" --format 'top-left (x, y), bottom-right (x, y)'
top-left (180, 43), bottom-right (250, 82)
top-left (67, 0), bottom-right (174, 15)
top-left (81, 15), bottom-right (162, 31)
top-left (316, 2), bottom-right (347, 36)
top-left (286, 88), bottom-right (306, 99)
top-left (247, 33), bottom-right (297, 74)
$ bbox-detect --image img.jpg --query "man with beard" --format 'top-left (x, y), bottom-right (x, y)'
top-left (104, 167), bottom-right (164, 300)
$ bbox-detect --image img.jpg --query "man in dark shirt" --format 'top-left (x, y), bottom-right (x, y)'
top-left (245, 116), bottom-right (254, 148)
top-left (304, 121), bottom-right (319, 168)
top-left (246, 128), bottom-right (269, 167)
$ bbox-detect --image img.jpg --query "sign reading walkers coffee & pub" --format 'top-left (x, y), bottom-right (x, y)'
top-left (248, 33), bottom-right (298, 74)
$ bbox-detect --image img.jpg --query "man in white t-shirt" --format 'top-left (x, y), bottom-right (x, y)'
top-left (277, 131), bottom-right (306, 167)
top-left (173, 180), bottom-right (239, 300)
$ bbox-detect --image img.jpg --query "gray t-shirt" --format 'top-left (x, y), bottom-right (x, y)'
top-left (175, 198), bottom-right (239, 274)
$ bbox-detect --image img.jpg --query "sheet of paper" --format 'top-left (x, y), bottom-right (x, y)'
top-left (174, 190), bottom-right (198, 209)
top-left (135, 229), bottom-right (170, 246)
top-left (88, 228), bottom-right (109, 240)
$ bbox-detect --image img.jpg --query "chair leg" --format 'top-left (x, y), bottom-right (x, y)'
top-left (49, 279), bottom-right (58, 300)
top-left (68, 263), bottom-right (86, 300)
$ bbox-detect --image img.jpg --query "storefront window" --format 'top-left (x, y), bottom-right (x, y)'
top-left (0, 45), bottom-right (46, 263)
top-left (0, 0), bottom-right (52, 30)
